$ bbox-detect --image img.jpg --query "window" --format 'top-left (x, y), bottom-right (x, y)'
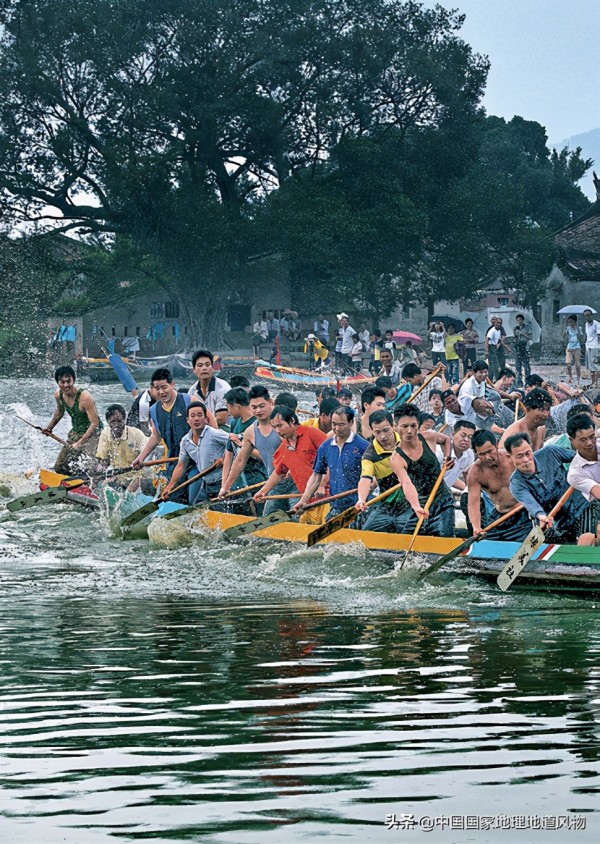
top-left (498, 297), bottom-right (509, 307)
top-left (111, 326), bottom-right (116, 336)
top-left (553, 300), bottom-right (560, 324)
top-left (123, 326), bottom-right (128, 336)
top-left (164, 301), bottom-right (180, 319)
top-left (172, 326), bottom-right (177, 336)
top-left (136, 327), bottom-right (141, 336)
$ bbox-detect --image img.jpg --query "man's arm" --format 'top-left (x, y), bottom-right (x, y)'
top-left (254, 469), bottom-right (286, 502)
top-left (509, 474), bottom-right (545, 523)
top-left (132, 419), bottom-right (161, 468)
top-left (219, 433), bottom-right (255, 496)
top-left (567, 461), bottom-right (600, 501)
top-left (293, 471), bottom-right (324, 511)
top-left (390, 452), bottom-right (428, 517)
top-left (162, 457), bottom-right (188, 498)
top-left (72, 391), bottom-right (100, 447)
top-left (467, 469), bottom-right (484, 535)
top-left (422, 430), bottom-right (451, 459)
top-left (42, 392), bottom-right (65, 434)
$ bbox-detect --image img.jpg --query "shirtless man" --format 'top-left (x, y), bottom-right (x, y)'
top-left (43, 365), bottom-right (102, 475)
top-left (466, 430), bottom-right (531, 542)
top-left (498, 387), bottom-right (552, 452)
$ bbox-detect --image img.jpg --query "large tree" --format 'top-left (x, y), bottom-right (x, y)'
top-left (0, 0), bottom-right (489, 344)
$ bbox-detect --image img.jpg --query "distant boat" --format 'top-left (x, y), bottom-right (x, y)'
top-left (254, 361), bottom-right (376, 388)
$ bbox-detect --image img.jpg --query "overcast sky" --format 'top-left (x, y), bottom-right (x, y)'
top-left (429, 0), bottom-right (599, 143)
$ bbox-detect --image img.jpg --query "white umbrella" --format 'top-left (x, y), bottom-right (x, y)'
top-left (557, 305), bottom-right (597, 315)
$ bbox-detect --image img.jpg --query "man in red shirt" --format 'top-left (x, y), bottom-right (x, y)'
top-left (254, 405), bottom-right (328, 522)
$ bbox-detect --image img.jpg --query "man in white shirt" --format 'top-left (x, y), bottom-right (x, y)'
top-left (459, 359), bottom-right (488, 400)
top-left (338, 313), bottom-right (356, 369)
top-left (566, 412), bottom-right (600, 538)
top-left (187, 349), bottom-right (231, 427)
top-left (314, 313), bottom-right (330, 348)
top-left (435, 419), bottom-right (476, 490)
top-left (583, 309), bottom-right (600, 386)
top-left (379, 348), bottom-right (403, 386)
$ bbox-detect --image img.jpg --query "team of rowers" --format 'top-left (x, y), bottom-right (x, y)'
top-left (41, 348), bottom-right (600, 546)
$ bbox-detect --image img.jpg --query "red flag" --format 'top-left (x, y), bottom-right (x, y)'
top-left (275, 334), bottom-right (281, 365)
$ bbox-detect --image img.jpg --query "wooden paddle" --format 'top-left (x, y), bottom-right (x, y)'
top-left (306, 482), bottom-right (403, 548)
top-left (496, 487), bottom-right (574, 592)
top-left (418, 503), bottom-right (524, 580)
top-left (223, 488), bottom-right (360, 540)
top-left (212, 480), bottom-right (266, 501)
top-left (400, 461), bottom-right (450, 569)
top-left (514, 399), bottom-right (520, 422)
top-left (406, 364), bottom-right (443, 405)
top-left (120, 460), bottom-right (221, 527)
top-left (99, 457), bottom-right (177, 481)
top-left (17, 415), bottom-right (68, 446)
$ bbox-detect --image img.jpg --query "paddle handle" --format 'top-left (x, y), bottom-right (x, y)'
top-left (362, 482), bottom-right (403, 510)
top-left (481, 502), bottom-right (524, 535)
top-left (216, 480), bottom-right (266, 501)
top-left (17, 416), bottom-right (68, 446)
top-left (161, 460), bottom-right (221, 501)
top-left (407, 364), bottom-right (443, 404)
top-left (301, 487), bottom-right (359, 511)
top-left (102, 456), bottom-right (178, 479)
top-left (547, 486), bottom-right (574, 521)
top-left (404, 462), bottom-right (449, 559)
top-left (514, 399), bottom-right (520, 422)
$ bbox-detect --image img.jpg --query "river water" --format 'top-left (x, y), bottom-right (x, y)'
top-left (1, 378), bottom-right (599, 843)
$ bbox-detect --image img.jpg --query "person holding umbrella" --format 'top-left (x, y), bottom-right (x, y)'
top-left (564, 315), bottom-right (584, 385)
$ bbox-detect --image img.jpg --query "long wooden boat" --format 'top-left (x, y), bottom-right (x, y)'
top-left (35, 471), bottom-right (600, 593)
top-left (254, 362), bottom-right (377, 388)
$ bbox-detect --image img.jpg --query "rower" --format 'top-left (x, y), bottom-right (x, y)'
top-left (358, 387), bottom-right (386, 439)
top-left (387, 404), bottom-right (455, 537)
top-left (43, 365), bottom-right (103, 475)
top-left (566, 413), bottom-right (600, 537)
top-left (301, 396), bottom-right (341, 435)
top-left (254, 406), bottom-right (328, 523)
top-left (505, 432), bottom-right (587, 542)
top-left (221, 388), bottom-right (268, 506)
top-left (219, 386), bottom-right (283, 511)
top-left (465, 430), bottom-right (531, 541)
top-left (499, 387), bottom-right (552, 451)
top-left (354, 410), bottom-right (405, 530)
top-left (395, 363), bottom-right (426, 404)
top-left (95, 404), bottom-right (148, 489)
top-left (458, 359), bottom-right (488, 400)
top-left (162, 402), bottom-right (230, 503)
top-left (187, 349), bottom-right (231, 428)
top-left (126, 384), bottom-right (158, 436)
top-left (435, 420), bottom-right (476, 492)
top-left (132, 367), bottom-right (191, 500)
top-left (293, 407), bottom-right (369, 520)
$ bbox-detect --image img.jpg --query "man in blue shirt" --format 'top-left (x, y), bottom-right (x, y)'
top-left (292, 406), bottom-right (369, 519)
top-left (505, 432), bottom-right (588, 542)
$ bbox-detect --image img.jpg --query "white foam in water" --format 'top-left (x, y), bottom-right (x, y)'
top-left (147, 516), bottom-right (194, 548)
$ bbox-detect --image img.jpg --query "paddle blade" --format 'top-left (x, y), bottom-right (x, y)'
top-left (162, 501), bottom-right (211, 521)
top-left (418, 535), bottom-right (477, 581)
top-left (7, 487), bottom-right (68, 512)
top-left (223, 509), bottom-right (290, 539)
top-left (496, 526), bottom-right (545, 592)
top-left (120, 499), bottom-right (160, 527)
top-left (306, 505), bottom-right (356, 547)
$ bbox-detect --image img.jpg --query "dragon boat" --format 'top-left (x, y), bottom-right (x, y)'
top-left (254, 361), bottom-right (377, 388)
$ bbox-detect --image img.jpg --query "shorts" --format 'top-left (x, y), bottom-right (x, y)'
top-left (566, 347), bottom-right (581, 365)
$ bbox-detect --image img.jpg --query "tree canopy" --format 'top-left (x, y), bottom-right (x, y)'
top-left (0, 0), bottom-right (591, 343)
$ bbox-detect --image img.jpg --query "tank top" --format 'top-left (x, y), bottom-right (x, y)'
top-left (395, 434), bottom-right (452, 505)
top-left (60, 388), bottom-right (102, 437)
top-left (253, 420), bottom-right (281, 476)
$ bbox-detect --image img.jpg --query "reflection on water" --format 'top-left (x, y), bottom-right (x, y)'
top-left (0, 380), bottom-right (600, 841)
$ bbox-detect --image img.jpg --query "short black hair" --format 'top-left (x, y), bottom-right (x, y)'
top-left (192, 349), bottom-right (214, 366)
top-left (522, 388), bottom-right (552, 409)
top-left (441, 389), bottom-right (455, 401)
top-left (369, 410), bottom-right (393, 427)
top-left (497, 368), bottom-right (515, 379)
top-left (567, 403), bottom-right (593, 421)
top-left (275, 391), bottom-right (298, 411)
top-left (224, 387), bottom-right (249, 407)
top-left (248, 385), bottom-right (270, 401)
top-left (375, 375), bottom-right (393, 390)
top-left (525, 374), bottom-right (544, 387)
top-left (393, 403), bottom-right (419, 421)
top-left (454, 419), bottom-right (476, 433)
top-left (315, 385), bottom-right (335, 400)
top-left (105, 403), bottom-right (126, 421)
top-left (429, 388), bottom-right (443, 400)
top-left (187, 400), bottom-right (207, 416)
top-left (567, 413), bottom-right (595, 439)
top-left (270, 405), bottom-right (299, 425)
top-left (332, 406), bottom-right (355, 422)
top-left (361, 387), bottom-right (386, 411)
top-left (418, 412), bottom-right (436, 426)
top-left (472, 360), bottom-right (488, 373)
top-left (55, 365), bottom-right (76, 382)
top-left (230, 375), bottom-right (251, 389)
top-left (151, 367), bottom-right (173, 385)
top-left (504, 432), bottom-right (532, 453)
top-left (401, 363), bottom-right (421, 380)
top-left (472, 430), bottom-right (496, 452)
top-left (320, 396), bottom-right (341, 416)
top-left (337, 387), bottom-right (353, 399)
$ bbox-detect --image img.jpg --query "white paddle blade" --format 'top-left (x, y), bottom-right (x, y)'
top-left (496, 526), bottom-right (545, 592)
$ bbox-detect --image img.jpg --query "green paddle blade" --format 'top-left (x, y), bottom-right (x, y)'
top-left (418, 535), bottom-right (477, 581)
top-left (496, 526), bottom-right (545, 592)
top-left (7, 487), bottom-right (68, 512)
top-left (120, 499), bottom-right (160, 527)
top-left (223, 509), bottom-right (291, 539)
top-left (306, 505), bottom-right (356, 547)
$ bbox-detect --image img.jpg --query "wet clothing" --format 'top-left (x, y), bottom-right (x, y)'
top-left (360, 431), bottom-right (402, 493)
top-left (126, 389), bottom-right (155, 436)
top-left (313, 432), bottom-right (369, 514)
top-left (273, 426), bottom-right (328, 494)
top-left (178, 425), bottom-right (229, 503)
top-left (150, 393), bottom-right (191, 461)
top-left (227, 416), bottom-right (267, 487)
top-left (253, 421), bottom-right (281, 476)
top-left (59, 388), bottom-right (102, 437)
top-left (54, 388), bottom-right (102, 475)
